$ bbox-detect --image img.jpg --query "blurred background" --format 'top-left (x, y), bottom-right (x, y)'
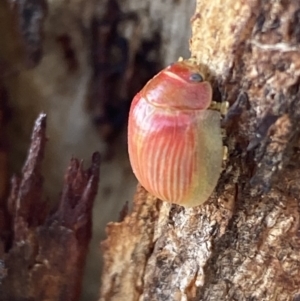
top-left (0, 0), bottom-right (195, 299)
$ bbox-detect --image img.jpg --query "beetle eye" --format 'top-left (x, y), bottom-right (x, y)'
top-left (190, 73), bottom-right (204, 82)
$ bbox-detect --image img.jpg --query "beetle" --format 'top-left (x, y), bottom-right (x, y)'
top-left (127, 59), bottom-right (223, 207)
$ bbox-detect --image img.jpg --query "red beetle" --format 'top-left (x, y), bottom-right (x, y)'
top-left (128, 59), bottom-right (223, 207)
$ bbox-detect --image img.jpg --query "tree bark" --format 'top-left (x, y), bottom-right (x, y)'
top-left (100, 1), bottom-right (300, 300)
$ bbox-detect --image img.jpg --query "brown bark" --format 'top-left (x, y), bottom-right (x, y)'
top-left (100, 1), bottom-right (300, 301)
top-left (0, 114), bottom-right (101, 301)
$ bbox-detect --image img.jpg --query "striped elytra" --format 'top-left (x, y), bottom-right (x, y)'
top-left (128, 60), bottom-right (223, 207)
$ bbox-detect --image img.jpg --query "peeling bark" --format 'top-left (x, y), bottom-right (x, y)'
top-left (100, 1), bottom-right (300, 301)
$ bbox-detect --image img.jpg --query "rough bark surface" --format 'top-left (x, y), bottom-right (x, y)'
top-left (0, 114), bottom-right (101, 301)
top-left (100, 1), bottom-right (300, 301)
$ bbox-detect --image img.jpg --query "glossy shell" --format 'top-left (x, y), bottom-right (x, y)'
top-left (128, 60), bottom-right (223, 207)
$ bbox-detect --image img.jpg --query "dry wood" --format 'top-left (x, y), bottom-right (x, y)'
top-left (100, 1), bottom-right (300, 300)
top-left (0, 114), bottom-right (101, 301)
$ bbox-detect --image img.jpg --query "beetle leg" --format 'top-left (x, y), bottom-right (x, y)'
top-left (222, 92), bottom-right (249, 126)
top-left (221, 145), bottom-right (229, 171)
top-left (209, 101), bottom-right (229, 115)
top-left (223, 145), bottom-right (228, 161)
